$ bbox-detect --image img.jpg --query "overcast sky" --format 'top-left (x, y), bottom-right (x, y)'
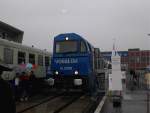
top-left (0, 0), bottom-right (150, 52)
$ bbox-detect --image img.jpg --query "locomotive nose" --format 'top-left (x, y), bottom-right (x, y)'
top-left (52, 58), bottom-right (80, 76)
top-left (57, 66), bottom-right (79, 76)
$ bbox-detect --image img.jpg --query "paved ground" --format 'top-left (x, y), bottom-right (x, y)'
top-left (102, 87), bottom-right (147, 113)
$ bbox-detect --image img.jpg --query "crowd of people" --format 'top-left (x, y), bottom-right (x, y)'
top-left (13, 71), bottom-right (36, 101)
top-left (0, 63), bottom-right (40, 113)
top-left (0, 64), bottom-right (16, 113)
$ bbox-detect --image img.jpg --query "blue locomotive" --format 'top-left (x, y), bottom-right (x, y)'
top-left (50, 33), bottom-right (104, 92)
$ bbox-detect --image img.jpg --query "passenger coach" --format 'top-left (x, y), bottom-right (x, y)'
top-left (0, 38), bottom-right (51, 80)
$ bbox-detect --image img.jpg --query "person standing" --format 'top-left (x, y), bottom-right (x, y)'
top-left (29, 71), bottom-right (36, 96)
top-left (0, 64), bottom-right (16, 113)
top-left (112, 92), bottom-right (122, 113)
top-left (19, 72), bottom-right (30, 101)
top-left (14, 73), bottom-right (20, 101)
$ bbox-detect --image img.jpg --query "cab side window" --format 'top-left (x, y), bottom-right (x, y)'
top-left (87, 43), bottom-right (91, 52)
top-left (80, 41), bottom-right (87, 52)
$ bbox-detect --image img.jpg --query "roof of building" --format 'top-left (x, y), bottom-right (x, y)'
top-left (0, 21), bottom-right (24, 34)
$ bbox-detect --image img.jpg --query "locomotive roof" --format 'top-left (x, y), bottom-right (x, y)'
top-left (54, 33), bottom-right (84, 40)
top-left (54, 33), bottom-right (94, 48)
top-left (0, 38), bottom-right (51, 55)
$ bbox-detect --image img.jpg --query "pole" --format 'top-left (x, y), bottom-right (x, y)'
top-left (148, 34), bottom-right (150, 113)
top-left (147, 90), bottom-right (149, 113)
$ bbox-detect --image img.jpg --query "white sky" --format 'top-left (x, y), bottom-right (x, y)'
top-left (0, 0), bottom-right (150, 52)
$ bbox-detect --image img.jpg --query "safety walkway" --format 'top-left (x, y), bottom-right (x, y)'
top-left (102, 87), bottom-right (147, 113)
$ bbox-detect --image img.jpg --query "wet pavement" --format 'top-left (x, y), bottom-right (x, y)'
top-left (102, 87), bottom-right (147, 113)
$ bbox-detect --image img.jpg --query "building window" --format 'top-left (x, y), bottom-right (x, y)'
top-left (4, 48), bottom-right (13, 64)
top-left (141, 56), bottom-right (147, 63)
top-left (38, 55), bottom-right (43, 66)
top-left (147, 57), bottom-right (150, 64)
top-left (2, 32), bottom-right (8, 39)
top-left (45, 56), bottom-right (50, 66)
top-left (136, 57), bottom-right (140, 63)
top-left (18, 51), bottom-right (26, 64)
top-left (129, 57), bottom-right (135, 63)
top-left (29, 54), bottom-right (35, 64)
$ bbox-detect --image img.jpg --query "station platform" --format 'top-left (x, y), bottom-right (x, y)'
top-left (102, 87), bottom-right (147, 113)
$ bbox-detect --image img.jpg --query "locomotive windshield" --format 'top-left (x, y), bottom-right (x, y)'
top-left (55, 40), bottom-right (77, 53)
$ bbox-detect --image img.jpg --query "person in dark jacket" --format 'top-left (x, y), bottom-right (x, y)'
top-left (0, 64), bottom-right (16, 113)
top-left (19, 72), bottom-right (30, 101)
top-left (112, 95), bottom-right (122, 113)
top-left (14, 73), bottom-right (20, 101)
top-left (29, 71), bottom-right (36, 96)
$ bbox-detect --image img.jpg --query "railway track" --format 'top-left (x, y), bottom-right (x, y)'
top-left (57, 93), bottom-right (105, 113)
top-left (16, 92), bottom-right (64, 113)
top-left (17, 91), bottom-right (105, 113)
top-left (17, 91), bottom-right (84, 113)
top-left (57, 95), bottom-right (91, 113)
top-left (53, 93), bottom-right (84, 113)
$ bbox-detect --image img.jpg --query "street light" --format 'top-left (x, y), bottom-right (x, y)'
top-left (145, 72), bottom-right (150, 113)
top-left (147, 33), bottom-right (150, 113)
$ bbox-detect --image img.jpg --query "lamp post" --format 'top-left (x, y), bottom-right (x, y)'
top-left (147, 34), bottom-right (150, 113)
top-left (145, 72), bottom-right (150, 113)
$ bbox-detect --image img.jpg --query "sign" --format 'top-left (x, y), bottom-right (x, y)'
top-left (55, 58), bottom-right (78, 64)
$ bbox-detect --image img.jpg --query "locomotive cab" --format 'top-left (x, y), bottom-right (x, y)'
top-left (50, 33), bottom-right (98, 91)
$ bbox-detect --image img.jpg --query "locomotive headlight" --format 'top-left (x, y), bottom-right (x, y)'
top-left (66, 37), bottom-right (69, 40)
top-left (74, 70), bottom-right (78, 75)
top-left (55, 71), bottom-right (59, 75)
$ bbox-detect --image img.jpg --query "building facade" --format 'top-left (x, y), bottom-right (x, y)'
top-left (102, 48), bottom-right (150, 73)
top-left (128, 48), bottom-right (150, 71)
top-left (101, 51), bottom-right (128, 71)
top-left (0, 21), bottom-right (23, 43)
